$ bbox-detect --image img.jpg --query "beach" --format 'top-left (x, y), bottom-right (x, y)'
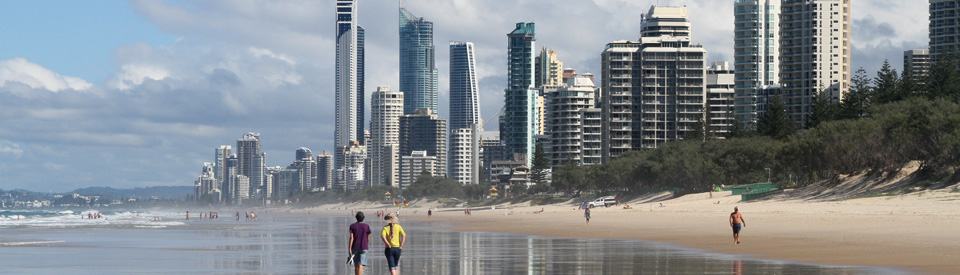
top-left (305, 187), bottom-right (960, 274)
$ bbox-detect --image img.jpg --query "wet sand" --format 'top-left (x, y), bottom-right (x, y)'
top-left (310, 189), bottom-right (960, 274)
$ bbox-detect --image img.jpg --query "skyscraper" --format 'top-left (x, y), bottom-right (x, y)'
top-left (399, 7), bottom-right (438, 115)
top-left (600, 6), bottom-right (707, 162)
top-left (733, 0), bottom-right (780, 128)
top-left (370, 86), bottom-right (404, 187)
top-left (779, 0), bottom-right (850, 125)
top-left (400, 108), bottom-right (447, 179)
top-left (930, 0), bottom-right (959, 57)
top-left (335, 0), bottom-right (365, 182)
top-left (236, 133), bottom-right (262, 199)
top-left (501, 22), bottom-right (538, 167)
top-left (449, 41), bottom-right (481, 185)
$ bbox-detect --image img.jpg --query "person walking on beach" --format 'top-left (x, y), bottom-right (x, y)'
top-left (730, 206), bottom-right (746, 244)
top-left (348, 211), bottom-right (371, 275)
top-left (381, 213), bottom-right (406, 275)
top-left (584, 206), bottom-right (591, 224)
top-left (427, 209), bottom-right (432, 219)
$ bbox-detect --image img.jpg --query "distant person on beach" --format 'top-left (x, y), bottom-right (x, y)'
top-left (348, 211), bottom-right (371, 275)
top-left (729, 206), bottom-right (746, 244)
top-left (427, 209), bottom-right (432, 219)
top-left (584, 206), bottom-right (591, 224)
top-left (186, 211), bottom-right (189, 221)
top-left (236, 211), bottom-right (240, 221)
top-left (381, 213), bottom-right (406, 275)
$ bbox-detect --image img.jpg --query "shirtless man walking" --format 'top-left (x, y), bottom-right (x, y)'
top-left (729, 207), bottom-right (746, 244)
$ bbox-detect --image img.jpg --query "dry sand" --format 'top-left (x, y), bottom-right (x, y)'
top-left (413, 189), bottom-right (960, 274)
top-left (292, 187), bottom-right (960, 274)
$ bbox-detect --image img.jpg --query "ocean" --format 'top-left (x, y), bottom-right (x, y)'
top-left (0, 209), bottom-right (903, 274)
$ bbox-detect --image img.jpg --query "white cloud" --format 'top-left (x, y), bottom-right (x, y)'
top-left (0, 58), bottom-right (92, 92)
top-left (107, 64), bottom-right (170, 90)
top-left (0, 140), bottom-right (23, 157)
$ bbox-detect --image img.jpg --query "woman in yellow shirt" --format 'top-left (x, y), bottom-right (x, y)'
top-left (380, 213), bottom-right (406, 275)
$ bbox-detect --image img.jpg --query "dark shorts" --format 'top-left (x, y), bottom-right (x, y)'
top-left (384, 247), bottom-right (402, 269)
top-left (733, 223), bottom-right (742, 234)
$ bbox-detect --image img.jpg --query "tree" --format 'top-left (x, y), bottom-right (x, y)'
top-left (757, 96), bottom-right (796, 140)
top-left (840, 68), bottom-right (873, 119)
top-left (872, 60), bottom-right (903, 104)
top-left (807, 88), bottom-right (841, 128)
top-left (728, 117), bottom-right (755, 138)
top-left (530, 144), bottom-right (549, 186)
top-left (925, 51), bottom-right (960, 101)
top-left (685, 109), bottom-right (715, 141)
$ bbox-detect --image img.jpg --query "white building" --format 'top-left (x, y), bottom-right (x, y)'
top-left (337, 142), bottom-right (366, 190)
top-left (779, 0), bottom-right (851, 125)
top-left (601, 6), bottom-right (707, 162)
top-left (369, 86), bottom-right (403, 187)
top-left (733, 0), bottom-right (780, 128)
top-left (904, 49), bottom-right (932, 85)
top-left (707, 62), bottom-right (736, 138)
top-left (579, 107), bottom-right (602, 166)
top-left (544, 74), bottom-right (597, 167)
top-left (399, 151), bottom-right (436, 189)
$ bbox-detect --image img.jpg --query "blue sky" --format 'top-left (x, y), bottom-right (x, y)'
top-left (0, 0), bottom-right (928, 192)
top-left (0, 0), bottom-right (176, 83)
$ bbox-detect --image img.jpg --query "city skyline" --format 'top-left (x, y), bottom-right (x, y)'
top-left (0, 0), bottom-right (927, 191)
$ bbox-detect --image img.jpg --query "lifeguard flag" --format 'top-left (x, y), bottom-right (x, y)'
top-left (394, 201), bottom-right (399, 206)
top-left (403, 201), bottom-right (408, 207)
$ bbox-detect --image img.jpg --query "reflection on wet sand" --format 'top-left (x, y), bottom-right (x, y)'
top-left (0, 216), bottom-right (900, 274)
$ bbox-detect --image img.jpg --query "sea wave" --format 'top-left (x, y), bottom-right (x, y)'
top-left (0, 210), bottom-right (186, 229)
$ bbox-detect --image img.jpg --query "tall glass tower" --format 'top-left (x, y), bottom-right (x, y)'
top-left (399, 7), bottom-right (438, 115)
top-left (449, 41), bottom-right (481, 185)
top-left (501, 22), bottom-right (537, 166)
top-left (335, 0), bottom-right (365, 187)
top-left (449, 41), bottom-right (480, 130)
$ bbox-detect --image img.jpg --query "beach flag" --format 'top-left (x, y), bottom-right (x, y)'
top-left (394, 201), bottom-right (399, 206)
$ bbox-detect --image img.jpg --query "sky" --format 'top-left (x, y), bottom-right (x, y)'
top-left (0, 0), bottom-right (928, 192)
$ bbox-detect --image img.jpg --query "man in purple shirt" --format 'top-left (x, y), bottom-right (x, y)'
top-left (348, 211), bottom-right (371, 275)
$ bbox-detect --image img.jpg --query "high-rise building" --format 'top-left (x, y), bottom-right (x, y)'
top-left (480, 134), bottom-right (509, 183)
top-left (501, 22), bottom-right (538, 167)
top-left (399, 108), bottom-right (447, 178)
top-left (335, 0), bottom-right (365, 185)
top-left (194, 163), bottom-right (217, 202)
top-left (316, 151), bottom-right (334, 190)
top-left (779, 0), bottom-right (851, 125)
top-left (369, 86), bottom-right (404, 187)
top-left (536, 47), bottom-right (564, 88)
top-left (236, 133), bottom-right (262, 198)
top-left (399, 7), bottom-right (438, 115)
top-left (930, 0), bottom-right (959, 57)
top-left (449, 41), bottom-right (481, 185)
top-left (904, 49), bottom-right (932, 85)
top-left (234, 174), bottom-right (250, 203)
top-left (707, 62), bottom-right (736, 139)
top-left (399, 151), bottom-right (436, 188)
top-left (544, 74), bottom-right (597, 168)
top-left (733, 0), bottom-right (780, 128)
top-left (291, 157), bottom-right (315, 194)
top-left (224, 154), bottom-right (237, 203)
top-left (449, 42), bottom-right (481, 130)
top-left (600, 6), bottom-right (707, 162)
top-left (295, 147), bottom-right (313, 161)
top-left (579, 107), bottom-right (602, 166)
top-left (338, 142), bottom-right (366, 190)
top-left (213, 145), bottom-right (231, 194)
